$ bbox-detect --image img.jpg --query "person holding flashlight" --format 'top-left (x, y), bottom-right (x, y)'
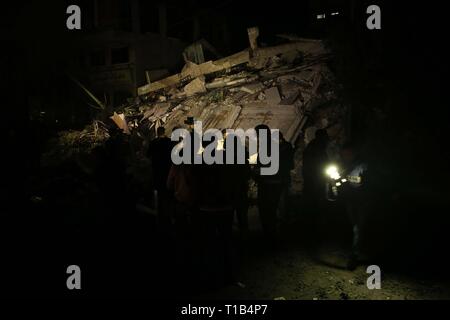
top-left (339, 142), bottom-right (370, 270)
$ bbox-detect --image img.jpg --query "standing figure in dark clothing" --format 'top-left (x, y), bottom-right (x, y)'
top-left (303, 129), bottom-right (330, 198)
top-left (95, 126), bottom-right (132, 227)
top-left (147, 126), bottom-right (174, 228)
top-left (253, 124), bottom-right (293, 243)
top-left (302, 129), bottom-right (330, 246)
top-left (277, 132), bottom-right (295, 221)
top-left (224, 131), bottom-right (251, 236)
top-left (339, 143), bottom-right (371, 270)
top-left (193, 139), bottom-right (237, 287)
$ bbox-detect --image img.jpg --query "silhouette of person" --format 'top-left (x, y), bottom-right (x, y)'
top-left (224, 131), bottom-right (251, 236)
top-left (277, 132), bottom-right (295, 221)
top-left (253, 124), bottom-right (290, 244)
top-left (147, 126), bottom-right (174, 227)
top-left (193, 138), bottom-right (236, 287)
top-left (339, 142), bottom-right (370, 270)
top-left (302, 128), bottom-right (330, 247)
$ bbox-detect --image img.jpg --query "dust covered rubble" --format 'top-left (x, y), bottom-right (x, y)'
top-left (126, 37), bottom-right (342, 147)
top-left (42, 32), bottom-right (348, 197)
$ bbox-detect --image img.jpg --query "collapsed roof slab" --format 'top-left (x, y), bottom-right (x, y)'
top-left (138, 50), bottom-right (250, 95)
top-left (231, 102), bottom-right (303, 143)
top-left (137, 39), bottom-right (328, 96)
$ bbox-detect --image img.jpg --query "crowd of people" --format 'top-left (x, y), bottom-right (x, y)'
top-left (26, 118), bottom-right (381, 295)
top-left (143, 122), bottom-right (374, 289)
top-left (145, 125), bottom-right (294, 287)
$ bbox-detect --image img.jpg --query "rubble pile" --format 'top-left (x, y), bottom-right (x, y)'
top-left (118, 31), bottom-right (347, 195)
top-left (123, 33), bottom-right (339, 146)
top-left (42, 28), bottom-right (348, 196)
top-left (42, 120), bottom-right (110, 166)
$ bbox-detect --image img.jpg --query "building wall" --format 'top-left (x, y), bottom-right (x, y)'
top-left (73, 29), bottom-right (185, 105)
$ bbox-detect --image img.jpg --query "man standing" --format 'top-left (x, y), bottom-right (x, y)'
top-left (253, 124), bottom-right (293, 244)
top-left (147, 126), bottom-right (174, 227)
top-left (224, 132), bottom-right (251, 237)
top-left (277, 132), bottom-right (295, 221)
top-left (340, 142), bottom-right (371, 270)
top-left (193, 139), bottom-right (236, 287)
top-left (302, 129), bottom-right (330, 248)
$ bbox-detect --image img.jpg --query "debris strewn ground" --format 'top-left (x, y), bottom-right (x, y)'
top-left (197, 208), bottom-right (450, 300)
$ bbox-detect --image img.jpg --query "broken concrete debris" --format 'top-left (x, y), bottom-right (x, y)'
top-left (264, 86), bottom-right (281, 105)
top-left (184, 76), bottom-right (206, 97)
top-left (114, 30), bottom-right (329, 144)
top-left (115, 28), bottom-right (340, 151)
top-left (110, 112), bottom-right (131, 135)
top-left (247, 27), bottom-right (259, 52)
top-left (240, 82), bottom-right (264, 94)
top-left (137, 29), bottom-right (328, 96)
top-left (41, 120), bottom-right (110, 167)
top-left (45, 28), bottom-right (346, 196)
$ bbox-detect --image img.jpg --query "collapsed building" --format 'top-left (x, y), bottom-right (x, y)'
top-left (44, 27), bottom-right (348, 195)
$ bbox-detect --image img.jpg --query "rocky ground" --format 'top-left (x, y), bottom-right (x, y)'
top-left (198, 207), bottom-right (450, 300)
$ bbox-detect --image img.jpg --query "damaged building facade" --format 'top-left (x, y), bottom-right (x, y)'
top-left (69, 0), bottom-right (187, 107)
top-left (73, 29), bottom-right (186, 105)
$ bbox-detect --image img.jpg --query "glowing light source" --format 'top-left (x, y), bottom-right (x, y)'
top-left (217, 139), bottom-right (225, 151)
top-left (317, 14), bottom-right (326, 20)
top-left (325, 165), bottom-right (341, 180)
top-left (249, 153), bottom-right (258, 165)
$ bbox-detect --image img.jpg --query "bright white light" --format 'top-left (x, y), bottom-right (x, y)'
top-left (249, 153), bottom-right (258, 164)
top-left (317, 14), bottom-right (326, 20)
top-left (217, 139), bottom-right (225, 151)
top-left (341, 178), bottom-right (347, 183)
top-left (336, 182), bottom-right (342, 187)
top-left (331, 12), bottom-right (339, 16)
top-left (325, 165), bottom-right (341, 180)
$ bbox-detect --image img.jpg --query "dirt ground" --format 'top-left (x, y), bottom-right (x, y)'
top-left (198, 207), bottom-right (450, 300)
